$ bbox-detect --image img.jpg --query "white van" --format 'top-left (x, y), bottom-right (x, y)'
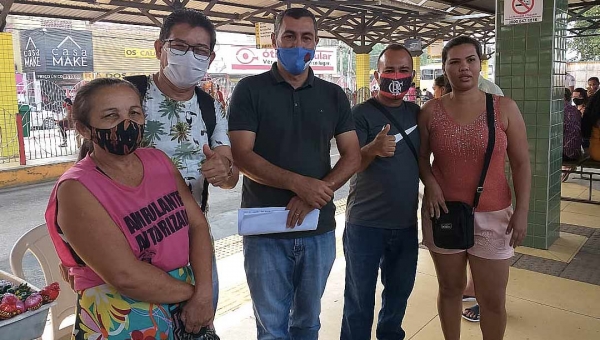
top-left (420, 63), bottom-right (443, 93)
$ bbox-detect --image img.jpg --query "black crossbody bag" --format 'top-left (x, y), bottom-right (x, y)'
top-left (431, 93), bottom-right (495, 249)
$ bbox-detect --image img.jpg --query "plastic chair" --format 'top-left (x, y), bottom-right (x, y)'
top-left (10, 224), bottom-right (76, 340)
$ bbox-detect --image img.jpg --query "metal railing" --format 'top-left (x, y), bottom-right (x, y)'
top-left (0, 107), bottom-right (79, 165)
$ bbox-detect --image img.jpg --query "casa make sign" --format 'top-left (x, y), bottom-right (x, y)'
top-left (20, 28), bottom-right (94, 73)
top-left (210, 45), bottom-right (337, 75)
top-left (504, 0), bottom-right (543, 25)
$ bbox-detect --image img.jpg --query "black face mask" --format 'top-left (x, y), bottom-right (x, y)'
top-left (88, 119), bottom-right (144, 156)
top-left (573, 98), bottom-right (585, 106)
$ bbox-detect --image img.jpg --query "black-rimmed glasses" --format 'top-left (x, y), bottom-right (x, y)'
top-left (163, 39), bottom-right (211, 60)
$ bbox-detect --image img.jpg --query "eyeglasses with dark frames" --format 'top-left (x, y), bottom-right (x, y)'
top-left (162, 39), bottom-right (211, 60)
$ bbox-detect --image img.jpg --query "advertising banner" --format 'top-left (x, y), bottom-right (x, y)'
top-left (20, 28), bottom-right (94, 73)
top-left (210, 45), bottom-right (337, 75)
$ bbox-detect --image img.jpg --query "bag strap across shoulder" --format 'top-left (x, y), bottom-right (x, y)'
top-left (472, 93), bottom-right (496, 210)
top-left (366, 98), bottom-right (418, 162)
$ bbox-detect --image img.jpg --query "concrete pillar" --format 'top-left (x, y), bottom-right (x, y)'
top-left (496, 0), bottom-right (567, 249)
top-left (0, 32), bottom-right (19, 159)
top-left (482, 59), bottom-right (489, 80)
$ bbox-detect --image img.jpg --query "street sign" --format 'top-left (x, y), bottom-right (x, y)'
top-left (254, 23), bottom-right (273, 49)
top-left (427, 40), bottom-right (443, 59)
top-left (404, 39), bottom-right (422, 52)
top-left (504, 0), bottom-right (543, 25)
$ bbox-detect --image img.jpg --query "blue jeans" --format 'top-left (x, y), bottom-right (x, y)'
top-left (340, 223), bottom-right (418, 340)
top-left (243, 231), bottom-right (336, 340)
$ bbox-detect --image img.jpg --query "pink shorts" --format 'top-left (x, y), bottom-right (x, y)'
top-left (422, 205), bottom-right (515, 260)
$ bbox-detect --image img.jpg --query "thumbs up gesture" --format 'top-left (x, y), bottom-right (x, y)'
top-left (201, 144), bottom-right (232, 187)
top-left (372, 124), bottom-right (396, 158)
top-left (203, 144), bottom-right (216, 160)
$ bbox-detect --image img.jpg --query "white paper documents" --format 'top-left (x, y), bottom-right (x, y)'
top-left (238, 207), bottom-right (320, 236)
top-left (394, 125), bottom-right (417, 143)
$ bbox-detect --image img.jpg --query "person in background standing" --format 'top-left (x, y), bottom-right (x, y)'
top-left (406, 82), bottom-right (417, 102)
top-left (216, 84), bottom-right (226, 111)
top-left (565, 72), bottom-right (576, 93)
top-left (582, 88), bottom-right (600, 161)
top-left (587, 77), bottom-right (599, 97)
top-left (573, 87), bottom-right (588, 116)
top-left (433, 75), bottom-right (451, 99)
top-left (563, 88), bottom-right (582, 162)
top-left (57, 98), bottom-right (73, 147)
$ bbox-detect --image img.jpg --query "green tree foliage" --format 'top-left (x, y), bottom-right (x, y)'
top-left (570, 6), bottom-right (600, 61)
top-left (369, 44), bottom-right (386, 70)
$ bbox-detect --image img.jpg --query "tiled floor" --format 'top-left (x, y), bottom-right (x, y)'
top-left (211, 182), bottom-right (600, 339)
top-left (515, 231), bottom-right (587, 262)
top-left (215, 246), bottom-right (600, 340)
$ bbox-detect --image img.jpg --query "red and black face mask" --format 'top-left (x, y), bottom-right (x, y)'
top-left (378, 72), bottom-right (413, 100)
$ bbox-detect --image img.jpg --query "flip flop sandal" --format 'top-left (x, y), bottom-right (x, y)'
top-left (462, 295), bottom-right (476, 302)
top-left (462, 304), bottom-right (480, 322)
top-left (562, 165), bottom-right (577, 182)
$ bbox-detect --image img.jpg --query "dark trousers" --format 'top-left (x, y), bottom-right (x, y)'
top-left (58, 119), bottom-right (68, 141)
top-left (341, 223), bottom-right (418, 340)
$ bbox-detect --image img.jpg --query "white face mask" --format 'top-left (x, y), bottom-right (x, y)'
top-left (162, 48), bottom-right (210, 89)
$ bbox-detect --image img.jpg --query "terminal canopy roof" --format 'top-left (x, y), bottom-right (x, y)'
top-left (1, 0), bottom-right (599, 50)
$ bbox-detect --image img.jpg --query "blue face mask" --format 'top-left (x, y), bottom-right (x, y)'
top-left (277, 47), bottom-right (315, 75)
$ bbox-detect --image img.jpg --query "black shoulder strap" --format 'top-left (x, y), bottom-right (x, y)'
top-left (194, 87), bottom-right (217, 213)
top-left (123, 75), bottom-right (149, 99)
top-left (366, 98), bottom-right (418, 162)
top-left (473, 93), bottom-right (496, 210)
top-left (195, 87), bottom-right (216, 141)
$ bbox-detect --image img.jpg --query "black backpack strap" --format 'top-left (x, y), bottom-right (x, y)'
top-left (472, 93), bottom-right (496, 210)
top-left (194, 87), bottom-right (217, 213)
top-left (195, 87), bottom-right (216, 141)
top-left (123, 75), bottom-right (150, 99)
top-left (366, 98), bottom-right (419, 162)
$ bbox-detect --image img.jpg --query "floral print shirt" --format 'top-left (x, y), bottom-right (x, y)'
top-left (142, 77), bottom-right (231, 203)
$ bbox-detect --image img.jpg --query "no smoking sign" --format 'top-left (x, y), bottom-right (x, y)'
top-left (512, 0), bottom-right (534, 14)
top-left (504, 0), bottom-right (543, 25)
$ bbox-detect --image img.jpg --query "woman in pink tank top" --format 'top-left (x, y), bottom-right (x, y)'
top-left (418, 37), bottom-right (531, 340)
top-left (45, 78), bottom-right (216, 339)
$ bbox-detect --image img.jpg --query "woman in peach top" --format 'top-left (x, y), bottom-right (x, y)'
top-left (418, 36), bottom-right (531, 340)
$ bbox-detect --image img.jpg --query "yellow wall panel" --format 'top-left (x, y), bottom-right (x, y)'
top-left (0, 33), bottom-right (19, 158)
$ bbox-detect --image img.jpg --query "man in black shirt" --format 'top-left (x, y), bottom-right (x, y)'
top-left (342, 44), bottom-right (420, 340)
top-left (228, 8), bottom-right (360, 340)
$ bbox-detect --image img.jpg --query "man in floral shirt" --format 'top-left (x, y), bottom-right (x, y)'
top-left (132, 9), bottom-right (239, 315)
top-left (141, 9), bottom-right (238, 199)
